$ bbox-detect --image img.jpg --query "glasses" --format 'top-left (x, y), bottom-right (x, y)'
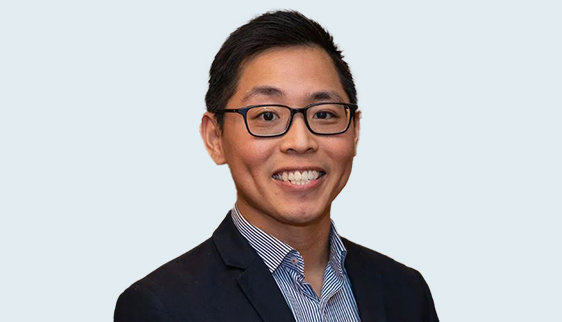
top-left (216, 102), bottom-right (358, 137)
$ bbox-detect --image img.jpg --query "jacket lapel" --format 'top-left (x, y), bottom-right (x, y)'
top-left (343, 239), bottom-right (387, 322)
top-left (237, 258), bottom-right (297, 322)
top-left (213, 213), bottom-right (296, 322)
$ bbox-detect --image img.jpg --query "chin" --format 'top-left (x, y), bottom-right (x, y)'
top-left (274, 203), bottom-right (329, 226)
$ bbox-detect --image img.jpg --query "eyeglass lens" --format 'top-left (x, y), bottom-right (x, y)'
top-left (246, 104), bottom-right (351, 136)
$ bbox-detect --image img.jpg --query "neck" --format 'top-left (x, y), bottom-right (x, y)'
top-left (277, 219), bottom-right (331, 272)
top-left (236, 202), bottom-right (332, 274)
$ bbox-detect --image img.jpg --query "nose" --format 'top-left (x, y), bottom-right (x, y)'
top-left (279, 114), bottom-right (319, 154)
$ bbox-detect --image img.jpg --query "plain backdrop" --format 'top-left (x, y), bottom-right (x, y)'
top-left (1, 1), bottom-right (561, 321)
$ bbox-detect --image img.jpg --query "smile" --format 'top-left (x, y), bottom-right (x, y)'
top-left (272, 170), bottom-right (326, 185)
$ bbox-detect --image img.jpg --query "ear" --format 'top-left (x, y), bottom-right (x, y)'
top-left (200, 112), bottom-right (227, 165)
top-left (352, 110), bottom-right (361, 156)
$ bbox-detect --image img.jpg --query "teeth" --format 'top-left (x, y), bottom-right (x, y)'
top-left (274, 170), bottom-right (323, 185)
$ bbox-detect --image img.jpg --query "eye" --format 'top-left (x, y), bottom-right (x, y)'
top-left (313, 110), bottom-right (337, 119)
top-left (257, 111), bottom-right (279, 121)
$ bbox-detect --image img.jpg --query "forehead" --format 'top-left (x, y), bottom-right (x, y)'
top-left (229, 46), bottom-right (348, 105)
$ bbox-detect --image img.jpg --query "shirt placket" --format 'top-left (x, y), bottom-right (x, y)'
top-left (320, 262), bottom-right (345, 322)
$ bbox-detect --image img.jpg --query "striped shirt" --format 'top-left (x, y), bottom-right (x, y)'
top-left (231, 205), bottom-right (361, 322)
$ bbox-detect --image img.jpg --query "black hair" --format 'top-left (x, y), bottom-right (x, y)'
top-left (205, 10), bottom-right (357, 127)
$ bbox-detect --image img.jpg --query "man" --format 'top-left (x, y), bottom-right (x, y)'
top-left (115, 10), bottom-right (439, 322)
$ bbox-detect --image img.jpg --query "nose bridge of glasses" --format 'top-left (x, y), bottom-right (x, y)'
top-left (282, 110), bottom-right (317, 150)
top-left (286, 107), bottom-right (311, 130)
top-left (289, 107), bottom-right (308, 120)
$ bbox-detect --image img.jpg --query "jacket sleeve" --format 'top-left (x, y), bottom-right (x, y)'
top-left (414, 270), bottom-right (439, 322)
top-left (114, 283), bottom-right (173, 322)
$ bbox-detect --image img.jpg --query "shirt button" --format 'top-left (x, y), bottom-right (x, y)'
top-left (291, 257), bottom-right (298, 265)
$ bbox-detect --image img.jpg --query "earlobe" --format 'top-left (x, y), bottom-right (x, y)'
top-left (200, 112), bottom-right (227, 165)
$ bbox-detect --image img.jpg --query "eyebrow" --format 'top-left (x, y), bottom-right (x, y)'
top-left (242, 86), bottom-right (345, 104)
top-left (309, 90), bottom-right (344, 102)
top-left (241, 86), bottom-right (285, 103)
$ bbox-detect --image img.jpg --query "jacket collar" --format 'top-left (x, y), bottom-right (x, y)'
top-left (212, 212), bottom-right (296, 322)
top-left (212, 212), bottom-right (388, 322)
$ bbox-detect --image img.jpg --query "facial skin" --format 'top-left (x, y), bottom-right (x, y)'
top-left (201, 46), bottom-right (360, 238)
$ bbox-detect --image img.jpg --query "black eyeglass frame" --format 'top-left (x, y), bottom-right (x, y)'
top-left (215, 102), bottom-right (358, 138)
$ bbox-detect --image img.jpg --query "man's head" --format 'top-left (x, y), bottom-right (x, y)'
top-left (205, 10), bottom-right (357, 128)
top-left (201, 11), bottom-right (360, 231)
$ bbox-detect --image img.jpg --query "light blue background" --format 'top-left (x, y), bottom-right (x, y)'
top-left (1, 1), bottom-right (560, 321)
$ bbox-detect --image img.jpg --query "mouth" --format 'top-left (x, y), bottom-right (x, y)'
top-left (272, 169), bottom-right (327, 186)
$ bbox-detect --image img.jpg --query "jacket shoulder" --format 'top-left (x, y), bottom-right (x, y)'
top-left (342, 237), bottom-right (421, 281)
top-left (342, 238), bottom-right (440, 321)
top-left (124, 237), bottom-right (223, 292)
top-left (140, 237), bottom-right (218, 283)
top-left (115, 238), bottom-right (226, 321)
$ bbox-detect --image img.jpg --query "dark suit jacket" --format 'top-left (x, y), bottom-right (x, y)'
top-left (115, 213), bottom-right (439, 321)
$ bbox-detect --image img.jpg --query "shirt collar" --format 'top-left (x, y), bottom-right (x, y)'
top-left (328, 223), bottom-right (348, 277)
top-left (231, 204), bottom-right (348, 275)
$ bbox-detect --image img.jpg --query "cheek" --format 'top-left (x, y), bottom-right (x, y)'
top-left (327, 139), bottom-right (357, 165)
top-left (225, 139), bottom-right (276, 174)
top-left (222, 121), bottom-right (271, 169)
